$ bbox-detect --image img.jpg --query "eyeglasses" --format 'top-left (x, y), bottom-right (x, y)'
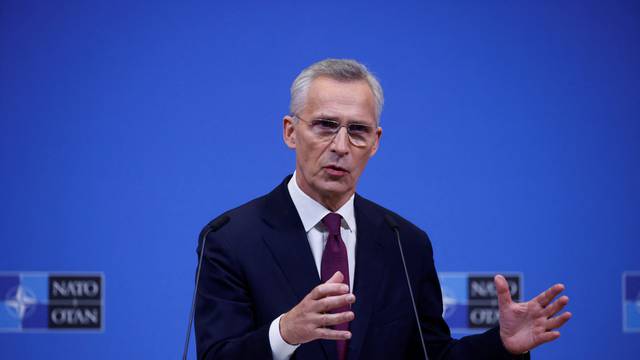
top-left (293, 115), bottom-right (377, 148)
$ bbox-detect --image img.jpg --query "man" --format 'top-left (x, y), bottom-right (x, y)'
top-left (194, 59), bottom-right (571, 359)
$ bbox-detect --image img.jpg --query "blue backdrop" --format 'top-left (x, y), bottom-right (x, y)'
top-left (1, 1), bottom-right (638, 358)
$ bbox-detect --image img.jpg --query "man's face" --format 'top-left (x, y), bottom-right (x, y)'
top-left (283, 76), bottom-right (382, 210)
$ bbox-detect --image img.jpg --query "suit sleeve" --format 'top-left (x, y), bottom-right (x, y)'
top-left (194, 231), bottom-right (273, 360)
top-left (417, 231), bottom-right (530, 360)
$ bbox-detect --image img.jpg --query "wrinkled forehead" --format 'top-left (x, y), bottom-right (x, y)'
top-left (303, 77), bottom-right (377, 124)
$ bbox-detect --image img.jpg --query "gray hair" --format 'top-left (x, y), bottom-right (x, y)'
top-left (289, 59), bottom-right (384, 125)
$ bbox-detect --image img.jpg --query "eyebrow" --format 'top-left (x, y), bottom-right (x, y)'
top-left (314, 114), bottom-right (371, 125)
top-left (314, 114), bottom-right (340, 121)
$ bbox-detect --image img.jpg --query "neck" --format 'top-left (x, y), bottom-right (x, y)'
top-left (317, 195), bottom-right (350, 212)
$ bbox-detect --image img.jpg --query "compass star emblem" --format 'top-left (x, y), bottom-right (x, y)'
top-left (441, 286), bottom-right (457, 318)
top-left (5, 286), bottom-right (37, 319)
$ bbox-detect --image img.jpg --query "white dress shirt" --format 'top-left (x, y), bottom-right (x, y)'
top-left (268, 172), bottom-right (357, 360)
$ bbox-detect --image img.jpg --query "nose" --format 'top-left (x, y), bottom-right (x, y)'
top-left (330, 126), bottom-right (350, 155)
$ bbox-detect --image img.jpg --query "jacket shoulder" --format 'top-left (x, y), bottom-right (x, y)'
top-left (356, 194), bottom-right (432, 249)
top-left (197, 177), bottom-right (293, 251)
top-left (203, 194), bottom-right (268, 241)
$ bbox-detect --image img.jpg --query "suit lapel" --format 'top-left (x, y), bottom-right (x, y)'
top-left (260, 176), bottom-right (333, 360)
top-left (347, 195), bottom-right (385, 360)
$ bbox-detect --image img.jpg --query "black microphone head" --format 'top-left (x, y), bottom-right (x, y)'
top-left (208, 215), bottom-right (230, 232)
top-left (199, 215), bottom-right (230, 240)
top-left (384, 213), bottom-right (399, 230)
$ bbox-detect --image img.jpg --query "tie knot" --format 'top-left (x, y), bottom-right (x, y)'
top-left (322, 213), bottom-right (342, 236)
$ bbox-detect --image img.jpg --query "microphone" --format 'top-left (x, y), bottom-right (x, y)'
top-left (384, 214), bottom-right (429, 360)
top-left (183, 215), bottom-right (231, 360)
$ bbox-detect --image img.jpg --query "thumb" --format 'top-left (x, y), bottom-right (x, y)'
top-left (325, 271), bottom-right (345, 285)
top-left (494, 274), bottom-right (512, 308)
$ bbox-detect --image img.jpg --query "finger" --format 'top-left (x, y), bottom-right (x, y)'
top-left (494, 275), bottom-right (512, 308)
top-left (535, 330), bottom-right (561, 346)
top-left (533, 283), bottom-right (565, 308)
top-left (545, 311), bottom-right (572, 330)
top-left (325, 271), bottom-right (345, 285)
top-left (309, 282), bottom-right (350, 300)
top-left (313, 293), bottom-right (356, 313)
top-left (317, 311), bottom-right (355, 327)
top-left (542, 295), bottom-right (569, 317)
top-left (315, 328), bottom-right (352, 341)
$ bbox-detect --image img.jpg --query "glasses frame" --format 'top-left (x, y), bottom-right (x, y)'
top-left (292, 114), bottom-right (378, 148)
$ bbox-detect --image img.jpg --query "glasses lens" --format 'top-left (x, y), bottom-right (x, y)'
top-left (347, 123), bottom-right (373, 147)
top-left (348, 134), bottom-right (367, 147)
top-left (311, 119), bottom-right (340, 136)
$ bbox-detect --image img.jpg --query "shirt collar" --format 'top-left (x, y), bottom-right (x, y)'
top-left (287, 171), bottom-right (356, 233)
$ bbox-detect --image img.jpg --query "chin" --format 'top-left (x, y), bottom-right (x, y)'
top-left (317, 181), bottom-right (352, 196)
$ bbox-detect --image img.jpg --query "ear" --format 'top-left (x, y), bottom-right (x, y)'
top-left (369, 126), bottom-right (382, 157)
top-left (283, 115), bottom-right (296, 149)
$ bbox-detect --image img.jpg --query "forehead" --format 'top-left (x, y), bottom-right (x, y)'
top-left (304, 76), bottom-right (376, 123)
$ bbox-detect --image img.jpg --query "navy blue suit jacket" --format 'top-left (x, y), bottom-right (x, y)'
top-left (194, 176), bottom-right (529, 360)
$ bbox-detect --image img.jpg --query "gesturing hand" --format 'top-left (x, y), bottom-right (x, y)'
top-left (495, 275), bottom-right (572, 354)
top-left (279, 271), bottom-right (356, 345)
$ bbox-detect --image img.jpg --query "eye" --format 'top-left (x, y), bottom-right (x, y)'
top-left (348, 123), bottom-right (372, 134)
top-left (312, 119), bottom-right (340, 131)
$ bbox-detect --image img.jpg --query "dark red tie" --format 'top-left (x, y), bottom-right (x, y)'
top-left (320, 213), bottom-right (350, 360)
